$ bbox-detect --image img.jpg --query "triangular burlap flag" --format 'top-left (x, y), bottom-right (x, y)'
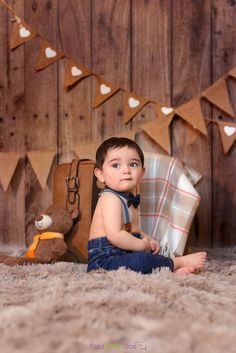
top-left (186, 126), bottom-right (200, 146)
top-left (228, 67), bottom-right (236, 79)
top-left (216, 120), bottom-right (236, 154)
top-left (0, 152), bottom-right (21, 191)
top-left (154, 103), bottom-right (175, 124)
top-left (93, 76), bottom-right (120, 108)
top-left (142, 114), bottom-right (174, 154)
top-left (155, 103), bottom-right (174, 119)
top-left (123, 91), bottom-right (149, 124)
top-left (10, 21), bottom-right (37, 49)
top-left (201, 79), bottom-right (235, 117)
top-left (35, 40), bottom-right (64, 71)
top-left (112, 129), bottom-right (136, 141)
top-left (64, 59), bottom-right (91, 88)
top-left (74, 142), bottom-right (101, 160)
top-left (27, 150), bottom-right (55, 188)
top-left (175, 98), bottom-right (207, 135)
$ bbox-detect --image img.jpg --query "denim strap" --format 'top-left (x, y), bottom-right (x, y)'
top-left (101, 188), bottom-right (131, 224)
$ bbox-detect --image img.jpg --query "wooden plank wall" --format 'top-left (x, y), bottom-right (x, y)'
top-left (0, 0), bottom-right (236, 250)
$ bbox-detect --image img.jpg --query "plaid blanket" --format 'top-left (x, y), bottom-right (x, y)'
top-left (139, 152), bottom-right (201, 257)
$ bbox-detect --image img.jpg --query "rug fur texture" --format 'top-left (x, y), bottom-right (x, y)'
top-left (0, 255), bottom-right (236, 353)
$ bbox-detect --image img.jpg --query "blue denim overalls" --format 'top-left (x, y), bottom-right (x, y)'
top-left (87, 188), bottom-right (174, 274)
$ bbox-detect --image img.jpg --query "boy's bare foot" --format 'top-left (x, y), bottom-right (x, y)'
top-left (173, 252), bottom-right (207, 271)
top-left (174, 266), bottom-right (196, 275)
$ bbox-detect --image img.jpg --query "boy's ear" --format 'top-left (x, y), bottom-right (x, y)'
top-left (142, 167), bottom-right (146, 177)
top-left (94, 168), bottom-right (105, 183)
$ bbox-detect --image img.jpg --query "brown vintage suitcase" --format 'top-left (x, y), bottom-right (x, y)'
top-left (52, 159), bottom-right (100, 263)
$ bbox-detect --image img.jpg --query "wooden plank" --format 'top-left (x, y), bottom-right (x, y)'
top-left (171, 0), bottom-right (212, 249)
top-left (0, 0), bottom-right (26, 247)
top-left (58, 0), bottom-right (93, 163)
top-left (211, 0), bottom-right (236, 247)
top-left (91, 0), bottom-right (131, 142)
top-left (131, 0), bottom-right (172, 153)
top-left (24, 0), bottom-right (58, 245)
top-left (0, 2), bottom-right (9, 245)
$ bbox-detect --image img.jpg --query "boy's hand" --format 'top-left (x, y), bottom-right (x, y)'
top-left (142, 236), bottom-right (152, 252)
top-left (149, 239), bottom-right (160, 255)
top-left (142, 237), bottom-right (160, 254)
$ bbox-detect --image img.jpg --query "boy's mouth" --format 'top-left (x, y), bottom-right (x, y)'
top-left (121, 178), bottom-right (132, 181)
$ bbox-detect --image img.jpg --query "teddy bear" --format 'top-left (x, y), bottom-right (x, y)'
top-left (0, 206), bottom-right (76, 266)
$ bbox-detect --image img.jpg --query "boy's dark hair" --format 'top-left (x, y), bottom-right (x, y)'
top-left (95, 137), bottom-right (144, 168)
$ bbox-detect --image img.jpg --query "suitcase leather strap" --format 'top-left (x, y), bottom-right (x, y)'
top-left (66, 159), bottom-right (83, 219)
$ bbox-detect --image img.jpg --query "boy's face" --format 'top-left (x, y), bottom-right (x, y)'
top-left (95, 146), bottom-right (145, 192)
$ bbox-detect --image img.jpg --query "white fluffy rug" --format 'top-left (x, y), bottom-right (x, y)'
top-left (0, 256), bottom-right (236, 353)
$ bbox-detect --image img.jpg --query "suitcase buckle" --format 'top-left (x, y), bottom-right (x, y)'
top-left (66, 176), bottom-right (80, 205)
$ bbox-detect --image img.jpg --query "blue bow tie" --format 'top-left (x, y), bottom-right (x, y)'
top-left (103, 187), bottom-right (140, 208)
top-left (126, 192), bottom-right (140, 208)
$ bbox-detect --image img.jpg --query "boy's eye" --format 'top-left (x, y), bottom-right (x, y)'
top-left (130, 162), bottom-right (139, 167)
top-left (112, 163), bottom-right (120, 168)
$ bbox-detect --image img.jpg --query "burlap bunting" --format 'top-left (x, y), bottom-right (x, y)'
top-left (10, 21), bottom-right (37, 50)
top-left (64, 59), bottom-right (91, 88)
top-left (228, 68), bottom-right (236, 79)
top-left (74, 142), bottom-right (101, 160)
top-left (142, 114), bottom-right (174, 154)
top-left (74, 130), bottom-right (136, 159)
top-left (2, 1), bottom-right (236, 156)
top-left (112, 130), bottom-right (136, 141)
top-left (35, 40), bottom-right (64, 71)
top-left (155, 103), bottom-right (174, 119)
top-left (216, 120), bottom-right (236, 154)
top-left (26, 150), bottom-right (55, 189)
top-left (186, 126), bottom-right (201, 146)
top-left (175, 98), bottom-right (207, 135)
top-left (123, 91), bottom-right (149, 124)
top-left (154, 103), bottom-right (175, 124)
top-left (201, 79), bottom-right (235, 117)
top-left (0, 152), bottom-right (21, 191)
top-left (92, 76), bottom-right (120, 108)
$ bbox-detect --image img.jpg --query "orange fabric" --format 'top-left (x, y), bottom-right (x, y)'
top-left (26, 232), bottom-right (64, 258)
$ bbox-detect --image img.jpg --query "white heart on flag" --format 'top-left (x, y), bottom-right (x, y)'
top-left (224, 126), bottom-right (236, 137)
top-left (45, 47), bottom-right (57, 59)
top-left (71, 66), bottom-right (82, 76)
top-left (161, 107), bottom-right (173, 115)
top-left (128, 97), bottom-right (140, 108)
top-left (100, 84), bottom-right (111, 95)
top-left (19, 27), bottom-right (31, 38)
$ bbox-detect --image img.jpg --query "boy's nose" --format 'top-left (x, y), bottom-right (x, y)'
top-left (122, 166), bottom-right (131, 174)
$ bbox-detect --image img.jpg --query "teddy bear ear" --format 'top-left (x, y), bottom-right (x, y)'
top-left (44, 206), bottom-right (53, 214)
top-left (69, 208), bottom-right (79, 220)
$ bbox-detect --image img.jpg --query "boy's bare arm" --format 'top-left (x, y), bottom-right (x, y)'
top-left (101, 194), bottom-right (150, 252)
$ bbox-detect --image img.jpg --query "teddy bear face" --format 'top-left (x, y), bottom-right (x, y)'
top-left (35, 214), bottom-right (52, 230)
top-left (35, 207), bottom-right (73, 235)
